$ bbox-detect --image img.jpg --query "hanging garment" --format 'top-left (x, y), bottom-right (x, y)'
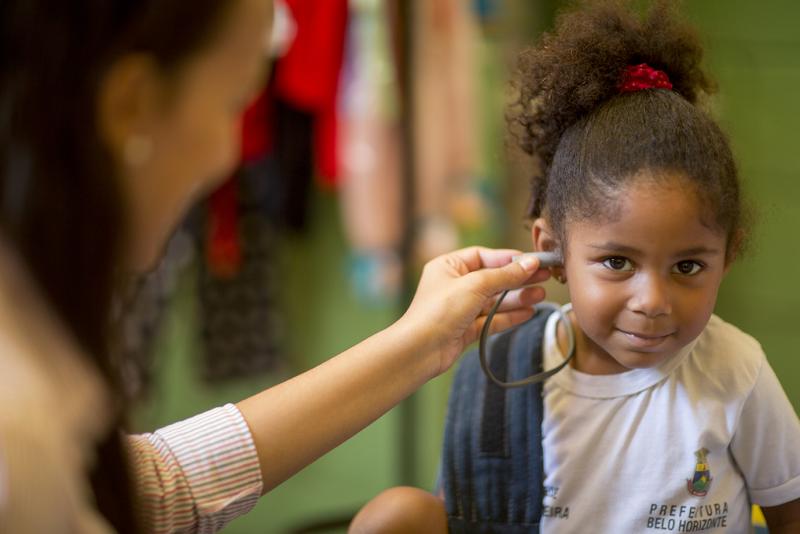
top-left (338, 0), bottom-right (403, 304)
top-left (274, 0), bottom-right (349, 188)
top-left (198, 164), bottom-right (286, 382)
top-left (271, 94), bottom-right (315, 232)
top-left (412, 0), bottom-right (490, 264)
top-left (229, 0), bottom-right (348, 235)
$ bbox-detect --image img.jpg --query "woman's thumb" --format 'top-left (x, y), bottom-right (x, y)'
top-left (469, 255), bottom-right (546, 297)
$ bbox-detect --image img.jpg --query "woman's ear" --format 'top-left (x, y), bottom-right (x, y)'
top-left (97, 54), bottom-right (163, 168)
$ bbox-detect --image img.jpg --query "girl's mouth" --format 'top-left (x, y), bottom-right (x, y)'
top-left (616, 328), bottom-right (674, 349)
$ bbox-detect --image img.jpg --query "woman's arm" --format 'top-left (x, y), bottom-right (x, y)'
top-left (236, 247), bottom-right (549, 493)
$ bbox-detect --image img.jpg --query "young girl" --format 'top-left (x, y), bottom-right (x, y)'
top-left (350, 1), bottom-right (800, 532)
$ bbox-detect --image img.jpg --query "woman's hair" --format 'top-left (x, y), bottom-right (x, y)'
top-left (508, 0), bottom-right (746, 260)
top-left (0, 1), bottom-right (236, 531)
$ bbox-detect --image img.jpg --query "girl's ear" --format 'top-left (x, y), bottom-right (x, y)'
top-left (531, 218), bottom-right (559, 254)
top-left (532, 218), bottom-right (567, 283)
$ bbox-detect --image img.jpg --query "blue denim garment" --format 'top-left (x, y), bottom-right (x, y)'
top-left (440, 305), bottom-right (556, 533)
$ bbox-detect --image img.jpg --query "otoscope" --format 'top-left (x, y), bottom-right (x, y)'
top-left (478, 251), bottom-right (576, 388)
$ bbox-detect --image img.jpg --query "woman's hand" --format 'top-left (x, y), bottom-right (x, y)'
top-left (399, 246), bottom-right (551, 378)
top-left (238, 246), bottom-right (551, 494)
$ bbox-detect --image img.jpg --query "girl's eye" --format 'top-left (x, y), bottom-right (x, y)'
top-left (673, 260), bottom-right (703, 276)
top-left (602, 257), bottom-right (634, 271)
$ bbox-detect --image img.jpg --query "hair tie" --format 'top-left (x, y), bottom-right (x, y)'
top-left (619, 63), bottom-right (673, 93)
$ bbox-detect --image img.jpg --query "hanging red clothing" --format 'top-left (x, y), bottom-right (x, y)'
top-left (273, 0), bottom-right (348, 186)
top-left (206, 93), bottom-right (273, 278)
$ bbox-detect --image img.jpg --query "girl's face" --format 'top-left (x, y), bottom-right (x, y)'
top-left (109, 0), bottom-right (272, 271)
top-left (537, 175), bottom-right (730, 375)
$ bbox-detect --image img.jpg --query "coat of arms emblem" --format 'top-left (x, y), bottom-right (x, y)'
top-left (687, 447), bottom-right (712, 497)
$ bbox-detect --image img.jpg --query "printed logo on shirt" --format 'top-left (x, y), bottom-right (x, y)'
top-left (543, 485), bottom-right (570, 520)
top-left (686, 448), bottom-right (712, 497)
top-left (646, 501), bottom-right (729, 531)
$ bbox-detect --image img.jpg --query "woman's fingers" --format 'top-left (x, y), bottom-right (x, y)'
top-left (480, 286), bottom-right (546, 315)
top-left (462, 254), bottom-right (552, 300)
top-left (445, 246), bottom-right (522, 272)
top-left (466, 308), bottom-right (538, 345)
top-left (404, 246), bottom-right (556, 374)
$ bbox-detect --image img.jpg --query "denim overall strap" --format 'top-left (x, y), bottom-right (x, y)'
top-left (442, 305), bottom-right (555, 533)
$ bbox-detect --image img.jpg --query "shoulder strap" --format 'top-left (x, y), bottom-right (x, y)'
top-left (441, 305), bottom-right (555, 533)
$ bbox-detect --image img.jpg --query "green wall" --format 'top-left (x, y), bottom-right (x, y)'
top-left (685, 1), bottom-right (800, 411)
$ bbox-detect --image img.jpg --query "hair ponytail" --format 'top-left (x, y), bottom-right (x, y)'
top-left (507, 0), bottom-right (746, 258)
top-left (508, 0), bottom-right (715, 217)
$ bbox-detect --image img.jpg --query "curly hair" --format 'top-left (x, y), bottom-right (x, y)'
top-left (508, 0), bottom-right (746, 259)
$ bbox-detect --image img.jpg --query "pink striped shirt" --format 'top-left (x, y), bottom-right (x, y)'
top-left (0, 244), bottom-right (263, 533)
top-left (129, 404), bottom-right (263, 533)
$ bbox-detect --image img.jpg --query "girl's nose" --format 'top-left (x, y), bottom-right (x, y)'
top-left (628, 274), bottom-right (672, 318)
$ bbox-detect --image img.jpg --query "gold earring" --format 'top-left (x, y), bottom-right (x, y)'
top-left (124, 135), bottom-right (153, 167)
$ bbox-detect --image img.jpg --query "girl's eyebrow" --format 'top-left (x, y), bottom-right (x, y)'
top-left (588, 243), bottom-right (721, 257)
top-left (673, 246), bottom-right (721, 257)
top-left (587, 242), bottom-right (640, 255)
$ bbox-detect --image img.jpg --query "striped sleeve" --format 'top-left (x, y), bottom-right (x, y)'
top-left (127, 404), bottom-right (263, 534)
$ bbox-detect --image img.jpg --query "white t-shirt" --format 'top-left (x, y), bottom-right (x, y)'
top-left (540, 304), bottom-right (800, 534)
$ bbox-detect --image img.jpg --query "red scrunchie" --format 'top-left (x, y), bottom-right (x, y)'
top-left (618, 63), bottom-right (673, 93)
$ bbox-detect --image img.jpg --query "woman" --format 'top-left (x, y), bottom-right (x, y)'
top-left (0, 1), bottom-right (550, 532)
